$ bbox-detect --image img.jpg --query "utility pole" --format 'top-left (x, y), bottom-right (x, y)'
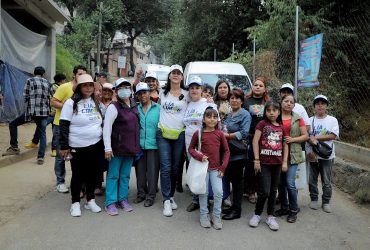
top-left (96, 2), bottom-right (103, 73)
top-left (214, 49), bottom-right (216, 61)
top-left (232, 43), bottom-right (235, 61)
top-left (253, 37), bottom-right (256, 81)
top-left (294, 5), bottom-right (299, 100)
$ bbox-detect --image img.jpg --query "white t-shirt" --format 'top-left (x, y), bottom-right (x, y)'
top-left (307, 115), bottom-right (339, 160)
top-left (183, 98), bottom-right (218, 153)
top-left (293, 103), bottom-right (310, 126)
top-left (159, 89), bottom-right (189, 130)
top-left (60, 97), bottom-right (103, 148)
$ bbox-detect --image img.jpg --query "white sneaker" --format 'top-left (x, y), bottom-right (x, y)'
top-left (322, 204), bottom-right (332, 213)
top-left (170, 197), bottom-right (178, 210)
top-left (84, 199), bottom-right (101, 213)
top-left (224, 196), bottom-right (232, 207)
top-left (266, 216), bottom-right (279, 231)
top-left (70, 202), bottom-right (81, 217)
top-left (56, 183), bottom-right (69, 193)
top-left (163, 200), bottom-right (173, 217)
top-left (249, 214), bottom-right (261, 228)
top-left (309, 200), bottom-right (319, 210)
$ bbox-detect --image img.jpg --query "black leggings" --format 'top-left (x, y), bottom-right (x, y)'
top-left (70, 141), bottom-right (102, 203)
top-left (225, 159), bottom-right (244, 213)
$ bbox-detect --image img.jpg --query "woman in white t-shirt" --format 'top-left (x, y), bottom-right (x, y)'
top-left (157, 64), bottom-right (189, 217)
top-left (59, 74), bottom-right (103, 217)
top-left (306, 95), bottom-right (339, 213)
top-left (183, 76), bottom-right (218, 212)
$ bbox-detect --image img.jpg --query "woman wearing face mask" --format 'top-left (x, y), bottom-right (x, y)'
top-left (157, 64), bottom-right (189, 217)
top-left (103, 78), bottom-right (140, 216)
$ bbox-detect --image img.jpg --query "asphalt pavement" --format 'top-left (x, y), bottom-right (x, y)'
top-left (0, 155), bottom-right (369, 250)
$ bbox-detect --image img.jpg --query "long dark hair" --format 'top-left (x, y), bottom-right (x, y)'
top-left (72, 83), bottom-right (102, 116)
top-left (262, 100), bottom-right (282, 124)
top-left (214, 80), bottom-right (231, 107)
top-left (162, 72), bottom-right (187, 95)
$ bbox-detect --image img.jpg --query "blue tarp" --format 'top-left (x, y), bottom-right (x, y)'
top-left (0, 61), bottom-right (32, 122)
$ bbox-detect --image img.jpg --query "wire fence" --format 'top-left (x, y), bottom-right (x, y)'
top-left (251, 14), bottom-right (370, 147)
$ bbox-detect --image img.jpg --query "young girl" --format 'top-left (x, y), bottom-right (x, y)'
top-left (188, 107), bottom-right (230, 230)
top-left (275, 94), bottom-right (308, 223)
top-left (249, 101), bottom-right (288, 231)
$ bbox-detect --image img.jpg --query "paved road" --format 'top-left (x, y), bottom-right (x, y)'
top-left (0, 156), bottom-right (369, 250)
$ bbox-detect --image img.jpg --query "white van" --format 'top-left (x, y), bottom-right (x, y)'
top-left (135, 64), bottom-right (171, 87)
top-left (184, 61), bottom-right (252, 93)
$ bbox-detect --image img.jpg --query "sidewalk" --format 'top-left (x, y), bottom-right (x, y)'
top-left (0, 122), bottom-right (53, 168)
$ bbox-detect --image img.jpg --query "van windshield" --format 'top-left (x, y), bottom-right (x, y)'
top-left (155, 71), bottom-right (170, 81)
top-left (189, 74), bottom-right (251, 93)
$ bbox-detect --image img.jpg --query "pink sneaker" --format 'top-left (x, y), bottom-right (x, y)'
top-left (106, 204), bottom-right (118, 216)
top-left (120, 199), bottom-right (133, 212)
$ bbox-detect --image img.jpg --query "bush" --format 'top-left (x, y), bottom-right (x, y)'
top-left (354, 188), bottom-right (370, 204)
top-left (56, 44), bottom-right (82, 81)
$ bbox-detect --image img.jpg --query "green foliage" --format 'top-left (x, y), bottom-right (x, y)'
top-left (56, 43), bottom-right (81, 80)
top-left (354, 188), bottom-right (370, 204)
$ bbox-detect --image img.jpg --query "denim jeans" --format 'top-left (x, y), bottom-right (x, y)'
top-left (32, 116), bottom-right (48, 158)
top-left (309, 159), bottom-right (333, 204)
top-left (278, 163), bottom-right (298, 211)
top-left (105, 156), bottom-right (133, 207)
top-left (9, 113), bottom-right (27, 148)
top-left (255, 164), bottom-right (281, 216)
top-left (53, 125), bottom-right (66, 185)
top-left (156, 129), bottom-right (185, 201)
top-left (199, 170), bottom-right (223, 218)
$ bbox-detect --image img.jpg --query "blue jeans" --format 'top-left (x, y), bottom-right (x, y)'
top-left (309, 159), bottom-right (333, 204)
top-left (32, 116), bottom-right (48, 158)
top-left (278, 163), bottom-right (298, 211)
top-left (105, 156), bottom-right (133, 207)
top-left (156, 129), bottom-right (185, 201)
top-left (9, 113), bottom-right (27, 148)
top-left (53, 125), bottom-right (66, 185)
top-left (199, 170), bottom-right (223, 218)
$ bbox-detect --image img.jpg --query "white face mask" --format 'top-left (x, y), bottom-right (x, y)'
top-left (117, 88), bottom-right (131, 99)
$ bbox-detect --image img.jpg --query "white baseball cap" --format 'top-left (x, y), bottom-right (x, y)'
top-left (113, 78), bottom-right (130, 89)
top-left (145, 71), bottom-right (157, 80)
top-left (77, 74), bottom-right (94, 85)
top-left (313, 94), bottom-right (329, 105)
top-left (169, 64), bottom-right (183, 74)
top-left (280, 83), bottom-right (294, 93)
top-left (135, 82), bottom-right (150, 93)
top-left (102, 83), bottom-right (113, 90)
top-left (188, 76), bottom-right (203, 86)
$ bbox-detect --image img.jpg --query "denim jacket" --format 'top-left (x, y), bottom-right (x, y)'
top-left (224, 108), bottom-right (252, 161)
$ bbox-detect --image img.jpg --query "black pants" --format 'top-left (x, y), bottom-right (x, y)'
top-left (135, 149), bottom-right (160, 201)
top-left (70, 141), bottom-right (101, 203)
top-left (225, 159), bottom-right (244, 214)
top-left (255, 164), bottom-right (281, 216)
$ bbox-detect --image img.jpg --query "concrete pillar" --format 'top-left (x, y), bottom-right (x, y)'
top-left (48, 27), bottom-right (56, 82)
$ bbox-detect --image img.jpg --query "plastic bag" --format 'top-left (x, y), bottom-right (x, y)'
top-left (186, 158), bottom-right (208, 195)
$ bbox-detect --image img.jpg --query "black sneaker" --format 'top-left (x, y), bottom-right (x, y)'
top-left (2, 147), bottom-right (20, 156)
top-left (133, 196), bottom-right (145, 204)
top-left (287, 211), bottom-right (297, 223)
top-left (186, 202), bottom-right (199, 212)
top-left (274, 208), bottom-right (290, 217)
top-left (144, 199), bottom-right (154, 207)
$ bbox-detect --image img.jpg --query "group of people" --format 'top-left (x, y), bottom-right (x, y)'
top-left (3, 64), bottom-right (339, 232)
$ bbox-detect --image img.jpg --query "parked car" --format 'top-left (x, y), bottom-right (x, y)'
top-left (183, 61), bottom-right (252, 93)
top-left (135, 64), bottom-right (171, 87)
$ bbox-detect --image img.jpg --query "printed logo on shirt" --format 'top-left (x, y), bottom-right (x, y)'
top-left (260, 127), bottom-right (283, 156)
top-left (81, 103), bottom-right (101, 121)
top-left (313, 124), bottom-right (328, 136)
top-left (249, 104), bottom-right (264, 117)
top-left (163, 101), bottom-right (183, 114)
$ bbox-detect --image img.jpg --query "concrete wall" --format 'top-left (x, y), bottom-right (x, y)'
top-left (334, 141), bottom-right (370, 170)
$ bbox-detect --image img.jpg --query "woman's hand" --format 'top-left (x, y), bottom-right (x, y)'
top-left (282, 162), bottom-right (288, 172)
top-left (284, 136), bottom-right (294, 144)
top-left (218, 170), bottom-right (224, 178)
top-left (254, 160), bottom-right (261, 173)
top-left (59, 149), bottom-right (70, 159)
top-left (105, 151), bottom-right (113, 161)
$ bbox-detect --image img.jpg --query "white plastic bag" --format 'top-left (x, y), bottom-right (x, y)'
top-left (185, 130), bottom-right (208, 195)
top-left (295, 151), bottom-right (307, 190)
top-left (186, 158), bottom-right (208, 194)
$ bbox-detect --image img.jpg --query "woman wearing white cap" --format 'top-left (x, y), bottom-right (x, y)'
top-left (59, 74), bottom-right (103, 217)
top-left (144, 71), bottom-right (160, 103)
top-left (157, 64), bottom-right (189, 217)
top-left (183, 76), bottom-right (218, 212)
top-left (306, 95), bottom-right (339, 213)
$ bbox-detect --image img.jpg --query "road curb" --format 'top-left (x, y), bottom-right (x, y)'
top-left (0, 143), bottom-right (51, 168)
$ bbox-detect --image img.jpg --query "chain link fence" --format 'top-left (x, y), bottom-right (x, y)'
top-left (249, 14), bottom-right (370, 147)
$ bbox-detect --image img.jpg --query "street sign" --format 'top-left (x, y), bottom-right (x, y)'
top-left (118, 56), bottom-right (126, 69)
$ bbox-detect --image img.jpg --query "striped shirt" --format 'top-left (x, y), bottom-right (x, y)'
top-left (23, 76), bottom-right (52, 121)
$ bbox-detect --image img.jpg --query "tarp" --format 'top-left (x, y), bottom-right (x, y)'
top-left (0, 8), bottom-right (49, 74)
top-left (0, 61), bottom-right (32, 122)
